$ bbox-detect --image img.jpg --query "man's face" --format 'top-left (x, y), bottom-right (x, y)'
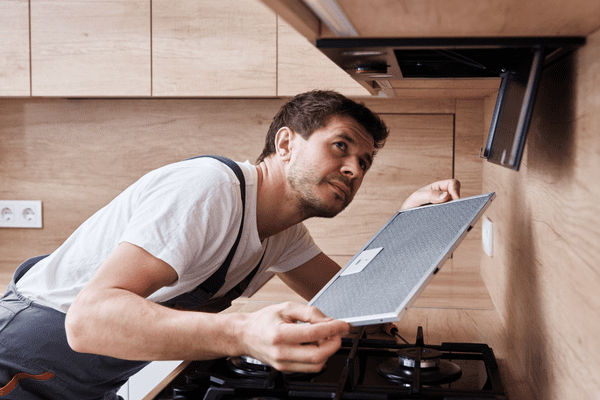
top-left (286, 115), bottom-right (375, 219)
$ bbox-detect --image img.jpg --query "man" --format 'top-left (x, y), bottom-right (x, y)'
top-left (0, 91), bottom-right (459, 399)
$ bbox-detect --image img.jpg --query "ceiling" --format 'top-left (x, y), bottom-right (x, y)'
top-left (319, 0), bottom-right (600, 39)
top-left (262, 0), bottom-right (600, 40)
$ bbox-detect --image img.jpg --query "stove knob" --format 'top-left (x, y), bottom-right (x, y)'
top-left (172, 383), bottom-right (200, 397)
top-left (185, 370), bottom-right (210, 385)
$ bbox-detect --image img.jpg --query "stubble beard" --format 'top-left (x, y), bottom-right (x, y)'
top-left (287, 163), bottom-right (350, 220)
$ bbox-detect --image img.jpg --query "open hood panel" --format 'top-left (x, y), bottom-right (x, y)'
top-left (316, 37), bottom-right (585, 171)
top-left (316, 37), bottom-right (584, 82)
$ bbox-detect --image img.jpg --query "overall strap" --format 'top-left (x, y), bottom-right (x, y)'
top-left (12, 254), bottom-right (50, 284)
top-left (161, 155), bottom-right (247, 309)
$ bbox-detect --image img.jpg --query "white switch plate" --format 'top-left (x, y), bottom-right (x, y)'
top-left (482, 217), bottom-right (493, 257)
top-left (0, 200), bottom-right (43, 228)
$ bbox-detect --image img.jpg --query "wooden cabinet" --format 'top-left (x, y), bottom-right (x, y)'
top-left (277, 17), bottom-right (370, 97)
top-left (4, 0), bottom-right (370, 98)
top-left (30, 0), bottom-right (151, 96)
top-left (152, 0), bottom-right (277, 97)
top-left (0, 0), bottom-right (30, 96)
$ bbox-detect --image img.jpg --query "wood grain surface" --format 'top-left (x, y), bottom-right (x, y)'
top-left (266, 0), bottom-right (600, 39)
top-left (30, 0), bottom-right (151, 96)
top-left (152, 0), bottom-right (277, 96)
top-left (0, 0), bottom-right (30, 96)
top-left (481, 30), bottom-right (600, 400)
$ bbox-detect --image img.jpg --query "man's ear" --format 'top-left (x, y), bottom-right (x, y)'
top-left (274, 127), bottom-right (295, 161)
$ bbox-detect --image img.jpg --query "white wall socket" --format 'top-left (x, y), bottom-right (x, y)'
top-left (482, 217), bottom-right (493, 257)
top-left (0, 200), bottom-right (43, 228)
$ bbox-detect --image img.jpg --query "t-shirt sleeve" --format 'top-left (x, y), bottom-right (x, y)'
top-left (119, 161), bottom-right (242, 282)
top-left (267, 222), bottom-right (322, 273)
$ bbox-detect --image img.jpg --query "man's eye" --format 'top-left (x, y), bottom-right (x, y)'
top-left (335, 142), bottom-right (347, 151)
top-left (360, 160), bottom-right (368, 171)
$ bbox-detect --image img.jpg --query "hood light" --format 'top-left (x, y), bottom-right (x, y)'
top-left (343, 50), bottom-right (385, 56)
top-left (302, 0), bottom-right (358, 37)
top-left (355, 63), bottom-right (388, 75)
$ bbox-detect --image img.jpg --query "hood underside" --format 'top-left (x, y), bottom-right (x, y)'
top-left (316, 37), bottom-right (585, 92)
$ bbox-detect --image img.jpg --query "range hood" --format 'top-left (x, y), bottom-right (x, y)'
top-left (316, 37), bottom-right (585, 170)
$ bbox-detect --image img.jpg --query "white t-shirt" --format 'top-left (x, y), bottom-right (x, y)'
top-left (16, 158), bottom-right (322, 313)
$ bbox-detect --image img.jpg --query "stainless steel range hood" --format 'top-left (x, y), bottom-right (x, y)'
top-left (316, 37), bottom-right (585, 170)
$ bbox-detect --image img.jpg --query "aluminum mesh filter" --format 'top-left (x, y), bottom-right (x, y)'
top-left (310, 193), bottom-right (494, 324)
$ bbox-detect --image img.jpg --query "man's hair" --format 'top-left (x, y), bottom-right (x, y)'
top-left (256, 90), bottom-right (389, 164)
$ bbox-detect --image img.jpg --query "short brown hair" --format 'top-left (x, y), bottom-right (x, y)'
top-left (256, 90), bottom-right (389, 164)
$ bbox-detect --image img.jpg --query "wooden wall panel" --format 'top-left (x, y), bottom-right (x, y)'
top-left (362, 98), bottom-right (455, 114)
top-left (480, 29), bottom-right (600, 400)
top-left (0, 98), bottom-right (283, 280)
top-left (0, 0), bottom-right (30, 96)
top-left (390, 79), bottom-right (500, 99)
top-left (452, 99), bottom-right (486, 274)
top-left (30, 0), bottom-right (151, 96)
top-left (152, 0), bottom-right (277, 97)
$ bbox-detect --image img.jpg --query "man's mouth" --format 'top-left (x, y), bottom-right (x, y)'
top-left (329, 180), bottom-right (351, 200)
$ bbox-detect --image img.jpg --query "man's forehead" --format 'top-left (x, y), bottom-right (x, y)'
top-left (328, 115), bottom-right (375, 151)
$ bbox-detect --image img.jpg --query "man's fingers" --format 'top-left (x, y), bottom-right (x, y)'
top-left (269, 334), bottom-right (343, 373)
top-left (431, 190), bottom-right (450, 203)
top-left (276, 303), bottom-right (350, 344)
top-left (401, 179), bottom-right (461, 210)
top-left (241, 302), bottom-right (349, 373)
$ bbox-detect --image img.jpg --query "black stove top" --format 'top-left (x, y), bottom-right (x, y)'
top-left (153, 326), bottom-right (506, 399)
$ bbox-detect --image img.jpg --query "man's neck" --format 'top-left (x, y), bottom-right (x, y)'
top-left (255, 159), bottom-right (304, 241)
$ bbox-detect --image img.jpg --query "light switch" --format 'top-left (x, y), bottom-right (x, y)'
top-left (482, 217), bottom-right (493, 257)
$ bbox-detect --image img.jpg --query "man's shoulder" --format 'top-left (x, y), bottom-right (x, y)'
top-left (147, 157), bottom-right (251, 186)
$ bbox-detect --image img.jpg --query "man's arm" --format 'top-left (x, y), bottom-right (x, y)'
top-left (276, 252), bottom-right (341, 301)
top-left (65, 242), bottom-right (349, 373)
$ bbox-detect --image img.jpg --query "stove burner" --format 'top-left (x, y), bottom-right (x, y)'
top-left (227, 355), bottom-right (272, 378)
top-left (377, 347), bottom-right (462, 385)
top-left (227, 355), bottom-right (326, 380)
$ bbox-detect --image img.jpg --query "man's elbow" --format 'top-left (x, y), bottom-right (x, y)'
top-left (65, 304), bottom-right (92, 353)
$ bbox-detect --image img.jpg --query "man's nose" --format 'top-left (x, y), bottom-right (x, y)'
top-left (341, 158), bottom-right (363, 179)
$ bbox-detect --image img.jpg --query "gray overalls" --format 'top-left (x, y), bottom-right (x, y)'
top-left (0, 156), bottom-right (260, 399)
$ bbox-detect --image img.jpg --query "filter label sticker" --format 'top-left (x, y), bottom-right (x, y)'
top-left (341, 247), bottom-right (383, 276)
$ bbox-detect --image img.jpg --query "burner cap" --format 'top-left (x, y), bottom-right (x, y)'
top-left (228, 356), bottom-right (272, 378)
top-left (397, 347), bottom-right (442, 368)
top-left (240, 355), bottom-right (270, 368)
top-left (377, 350), bottom-right (462, 386)
top-left (227, 356), bottom-right (326, 381)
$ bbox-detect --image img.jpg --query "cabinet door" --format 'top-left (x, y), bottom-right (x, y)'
top-left (31, 0), bottom-right (151, 96)
top-left (153, 0), bottom-right (277, 97)
top-left (0, 0), bottom-right (30, 96)
top-left (277, 18), bottom-right (370, 97)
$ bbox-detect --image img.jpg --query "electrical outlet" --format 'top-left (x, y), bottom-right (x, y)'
top-left (0, 200), bottom-right (42, 228)
top-left (482, 217), bottom-right (493, 257)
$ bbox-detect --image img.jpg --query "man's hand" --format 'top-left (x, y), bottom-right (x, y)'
top-left (237, 302), bottom-right (350, 373)
top-left (400, 179), bottom-right (461, 210)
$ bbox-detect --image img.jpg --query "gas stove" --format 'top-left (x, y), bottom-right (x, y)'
top-left (153, 326), bottom-right (506, 399)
